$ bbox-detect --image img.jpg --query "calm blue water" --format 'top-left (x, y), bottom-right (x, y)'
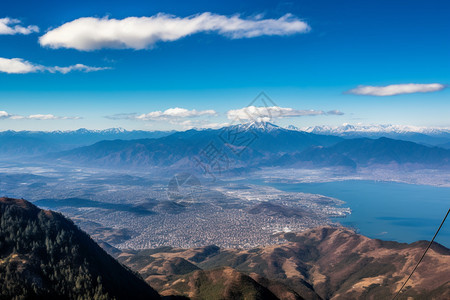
top-left (254, 180), bottom-right (450, 247)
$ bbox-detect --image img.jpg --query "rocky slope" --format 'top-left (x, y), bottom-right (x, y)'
top-left (2, 197), bottom-right (449, 299)
top-left (116, 227), bottom-right (450, 300)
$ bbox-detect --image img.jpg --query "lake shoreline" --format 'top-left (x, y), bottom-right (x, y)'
top-left (247, 179), bottom-right (450, 248)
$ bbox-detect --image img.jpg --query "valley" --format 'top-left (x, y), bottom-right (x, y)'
top-left (2, 2), bottom-right (449, 298)
top-left (2, 197), bottom-right (449, 300)
top-left (0, 163), bottom-right (350, 249)
top-left (0, 123), bottom-right (449, 298)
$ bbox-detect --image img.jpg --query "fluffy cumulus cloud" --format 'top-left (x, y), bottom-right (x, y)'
top-left (0, 18), bottom-right (39, 35)
top-left (227, 106), bottom-right (344, 121)
top-left (0, 111), bottom-right (11, 119)
top-left (106, 107), bottom-right (217, 121)
top-left (0, 111), bottom-right (80, 120)
top-left (39, 13), bottom-right (310, 50)
top-left (0, 57), bottom-right (110, 74)
top-left (346, 83), bottom-right (446, 96)
top-left (0, 58), bottom-right (38, 74)
top-left (137, 107), bottom-right (217, 120)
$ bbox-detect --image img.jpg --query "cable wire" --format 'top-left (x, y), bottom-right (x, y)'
top-left (392, 208), bottom-right (450, 300)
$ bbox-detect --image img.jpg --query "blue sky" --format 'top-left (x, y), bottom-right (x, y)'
top-left (0, 0), bottom-right (449, 131)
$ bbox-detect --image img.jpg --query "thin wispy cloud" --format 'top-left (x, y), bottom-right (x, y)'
top-left (39, 13), bottom-right (310, 50)
top-left (327, 110), bottom-right (345, 115)
top-left (0, 18), bottom-right (39, 35)
top-left (227, 106), bottom-right (344, 121)
top-left (177, 120), bottom-right (230, 130)
top-left (0, 57), bottom-right (110, 74)
top-left (48, 64), bottom-right (110, 74)
top-left (105, 113), bottom-right (138, 120)
top-left (346, 83), bottom-right (446, 96)
top-left (27, 114), bottom-right (81, 120)
top-left (0, 111), bottom-right (80, 120)
top-left (106, 107), bottom-right (217, 121)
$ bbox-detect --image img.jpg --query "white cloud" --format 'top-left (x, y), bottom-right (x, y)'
top-left (27, 114), bottom-right (81, 120)
top-left (0, 58), bottom-right (40, 74)
top-left (137, 107), bottom-right (217, 120)
top-left (177, 119), bottom-right (230, 130)
top-left (107, 108), bottom-right (217, 121)
top-left (227, 106), bottom-right (343, 121)
top-left (0, 57), bottom-right (110, 74)
top-left (0, 18), bottom-right (39, 35)
top-left (39, 13), bottom-right (310, 50)
top-left (104, 113), bottom-right (137, 120)
top-left (0, 111), bottom-right (11, 119)
top-left (327, 110), bottom-right (344, 115)
top-left (48, 64), bottom-right (109, 74)
top-left (346, 83), bottom-right (446, 96)
top-left (0, 111), bottom-right (80, 120)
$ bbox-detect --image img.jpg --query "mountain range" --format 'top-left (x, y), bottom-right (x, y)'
top-left (301, 124), bottom-right (450, 147)
top-left (2, 197), bottom-right (449, 299)
top-left (275, 137), bottom-right (450, 169)
top-left (2, 122), bottom-right (450, 159)
top-left (0, 128), bottom-right (173, 157)
top-left (45, 122), bottom-right (450, 171)
top-left (111, 225), bottom-right (450, 299)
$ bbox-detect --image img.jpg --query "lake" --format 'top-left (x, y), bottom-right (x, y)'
top-left (256, 180), bottom-right (450, 247)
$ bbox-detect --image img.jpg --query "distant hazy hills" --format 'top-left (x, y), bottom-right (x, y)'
top-left (0, 128), bottom-right (172, 157)
top-left (2, 123), bottom-right (449, 171)
top-left (276, 137), bottom-right (450, 169)
top-left (44, 124), bottom-right (342, 169)
top-left (45, 122), bottom-right (450, 171)
top-left (0, 197), bottom-right (160, 300)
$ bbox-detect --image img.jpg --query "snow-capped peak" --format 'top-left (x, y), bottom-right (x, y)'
top-left (285, 125), bottom-right (300, 131)
top-left (301, 124), bottom-right (450, 136)
top-left (100, 127), bottom-right (127, 134)
top-left (36, 127), bottom-right (130, 135)
top-left (237, 121), bottom-right (281, 132)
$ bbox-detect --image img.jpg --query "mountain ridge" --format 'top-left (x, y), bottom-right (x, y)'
top-left (0, 128), bottom-right (174, 157)
top-left (2, 197), bottom-right (449, 299)
top-left (116, 226), bottom-right (450, 300)
top-left (0, 197), bottom-right (161, 300)
top-left (46, 125), bottom-right (450, 171)
top-left (301, 124), bottom-right (450, 146)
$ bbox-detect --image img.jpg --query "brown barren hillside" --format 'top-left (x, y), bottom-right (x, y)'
top-left (1, 197), bottom-right (449, 300)
top-left (117, 227), bottom-right (450, 300)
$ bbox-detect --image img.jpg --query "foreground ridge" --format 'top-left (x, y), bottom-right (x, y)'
top-left (116, 227), bottom-right (450, 300)
top-left (0, 197), bottom-right (160, 300)
top-left (1, 197), bottom-right (449, 300)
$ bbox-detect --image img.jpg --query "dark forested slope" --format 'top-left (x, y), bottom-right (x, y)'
top-left (0, 197), bottom-right (160, 300)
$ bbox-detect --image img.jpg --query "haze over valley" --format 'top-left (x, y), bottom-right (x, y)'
top-left (1, 122), bottom-right (449, 250)
top-left (1, 0), bottom-right (449, 298)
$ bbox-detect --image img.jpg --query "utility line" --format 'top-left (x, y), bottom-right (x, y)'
top-left (392, 208), bottom-right (450, 300)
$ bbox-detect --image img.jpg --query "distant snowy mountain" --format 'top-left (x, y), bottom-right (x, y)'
top-left (47, 123), bottom-right (343, 169)
top-left (232, 121), bottom-right (283, 132)
top-left (2, 127), bottom-right (145, 135)
top-left (285, 125), bottom-right (300, 131)
top-left (296, 124), bottom-right (450, 146)
top-left (301, 124), bottom-right (450, 136)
